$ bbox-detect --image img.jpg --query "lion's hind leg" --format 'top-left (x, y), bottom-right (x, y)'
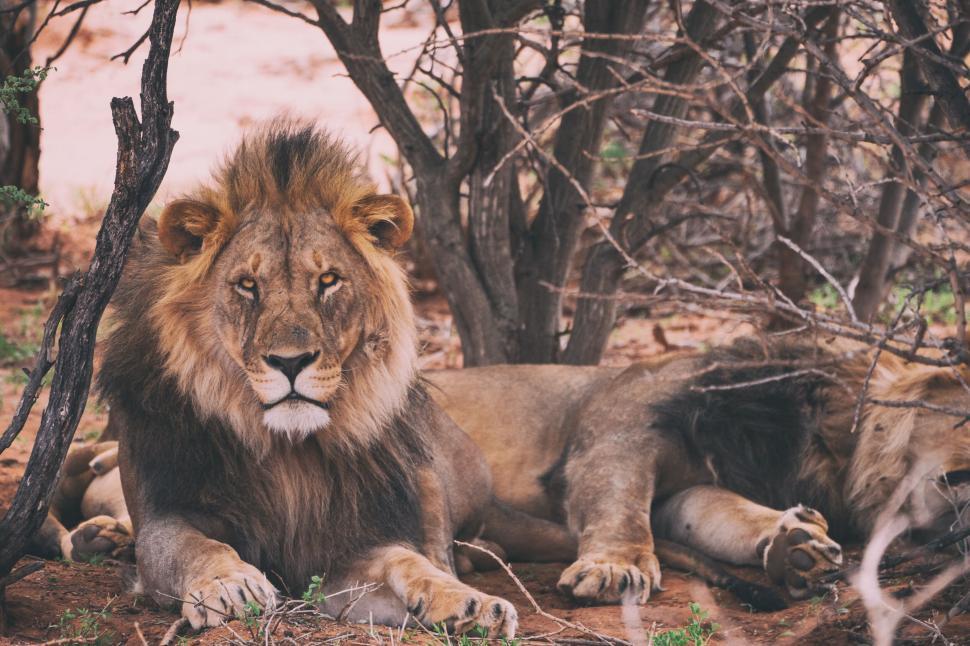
top-left (65, 457), bottom-right (134, 562)
top-left (357, 545), bottom-right (518, 638)
top-left (654, 485), bottom-right (843, 599)
top-left (28, 513), bottom-right (72, 559)
top-left (762, 505), bottom-right (843, 598)
top-left (30, 441), bottom-right (130, 561)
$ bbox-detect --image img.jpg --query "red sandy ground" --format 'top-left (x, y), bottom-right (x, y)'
top-left (1, 1), bottom-right (969, 643)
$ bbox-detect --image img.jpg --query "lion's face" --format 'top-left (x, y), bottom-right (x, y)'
top-left (148, 125), bottom-right (417, 450)
top-left (208, 213), bottom-right (375, 437)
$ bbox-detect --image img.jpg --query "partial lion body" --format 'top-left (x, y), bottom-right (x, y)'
top-left (429, 363), bottom-right (617, 519)
top-left (428, 340), bottom-right (970, 602)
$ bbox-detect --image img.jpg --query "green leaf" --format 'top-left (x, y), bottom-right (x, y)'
top-left (0, 66), bottom-right (49, 124)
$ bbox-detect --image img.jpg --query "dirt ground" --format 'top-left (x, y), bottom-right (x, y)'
top-left (2, 1), bottom-right (970, 644)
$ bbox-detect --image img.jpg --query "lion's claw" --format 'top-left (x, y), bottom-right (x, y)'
top-left (182, 562), bottom-right (278, 629)
top-left (557, 551), bottom-right (661, 604)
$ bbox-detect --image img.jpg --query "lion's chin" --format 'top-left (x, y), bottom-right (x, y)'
top-left (262, 401), bottom-right (332, 442)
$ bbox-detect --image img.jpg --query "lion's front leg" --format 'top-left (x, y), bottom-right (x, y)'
top-left (557, 444), bottom-right (662, 605)
top-left (362, 545), bottom-right (518, 638)
top-left (137, 518), bottom-right (278, 629)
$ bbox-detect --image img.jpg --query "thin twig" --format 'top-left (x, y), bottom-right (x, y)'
top-left (777, 235), bottom-right (859, 324)
top-left (133, 621), bottom-right (148, 646)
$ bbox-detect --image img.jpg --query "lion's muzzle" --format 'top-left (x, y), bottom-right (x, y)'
top-left (252, 350), bottom-right (341, 440)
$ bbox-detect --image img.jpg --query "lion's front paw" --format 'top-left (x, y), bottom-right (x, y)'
top-left (66, 515), bottom-right (133, 562)
top-left (557, 551), bottom-right (661, 604)
top-left (762, 505), bottom-right (842, 599)
top-left (182, 562), bottom-right (278, 629)
top-left (406, 582), bottom-right (517, 638)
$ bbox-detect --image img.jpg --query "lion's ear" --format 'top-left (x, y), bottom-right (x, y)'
top-left (157, 199), bottom-right (223, 261)
top-left (352, 194), bottom-right (414, 250)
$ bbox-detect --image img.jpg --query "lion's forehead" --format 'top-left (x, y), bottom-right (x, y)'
top-left (204, 214), bottom-right (376, 359)
top-left (222, 213), bottom-right (368, 279)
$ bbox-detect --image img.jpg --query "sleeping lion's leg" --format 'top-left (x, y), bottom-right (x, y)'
top-left (348, 545), bottom-right (518, 637)
top-left (136, 518), bottom-right (278, 629)
top-left (31, 440), bottom-right (133, 562)
top-left (654, 485), bottom-right (843, 598)
top-left (48, 440), bottom-right (134, 562)
top-left (68, 466), bottom-right (133, 561)
top-left (556, 441), bottom-right (663, 604)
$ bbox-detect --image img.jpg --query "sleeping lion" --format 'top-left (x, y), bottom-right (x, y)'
top-left (36, 121), bottom-right (521, 636)
top-left (428, 340), bottom-right (970, 603)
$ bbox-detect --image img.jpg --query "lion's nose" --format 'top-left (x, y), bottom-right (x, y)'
top-left (263, 351), bottom-right (319, 383)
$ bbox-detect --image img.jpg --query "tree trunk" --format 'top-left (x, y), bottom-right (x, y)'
top-left (855, 10), bottom-right (970, 316)
top-left (888, 100), bottom-right (946, 271)
top-left (515, 0), bottom-right (650, 363)
top-left (413, 173), bottom-right (513, 364)
top-left (0, 1), bottom-right (42, 252)
top-left (852, 50), bottom-right (928, 321)
top-left (462, 2), bottom-right (521, 362)
top-left (744, 32), bottom-right (788, 235)
top-left (564, 5), bottom-right (833, 364)
top-left (887, 0), bottom-right (970, 138)
top-left (563, 0), bottom-right (721, 365)
top-left (776, 11), bottom-right (838, 305)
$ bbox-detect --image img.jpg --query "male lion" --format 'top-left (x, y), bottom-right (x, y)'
top-left (428, 339), bottom-right (970, 604)
top-left (55, 122), bottom-right (520, 636)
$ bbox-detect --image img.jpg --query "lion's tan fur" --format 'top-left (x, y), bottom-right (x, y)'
top-left (146, 123), bottom-right (417, 455)
top-left (843, 352), bottom-right (970, 528)
top-left (436, 343), bottom-right (970, 537)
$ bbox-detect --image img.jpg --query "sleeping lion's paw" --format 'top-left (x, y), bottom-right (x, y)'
top-left (182, 561), bottom-right (278, 629)
top-left (557, 551), bottom-right (662, 604)
top-left (405, 581), bottom-right (517, 638)
top-left (65, 515), bottom-right (133, 562)
top-left (762, 505), bottom-right (842, 599)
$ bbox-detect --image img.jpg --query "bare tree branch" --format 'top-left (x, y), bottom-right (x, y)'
top-left (0, 0), bottom-right (179, 582)
top-left (887, 0), bottom-right (970, 135)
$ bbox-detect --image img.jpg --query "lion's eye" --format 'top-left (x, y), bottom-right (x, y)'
top-left (236, 276), bottom-right (258, 299)
top-left (318, 271), bottom-right (341, 295)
